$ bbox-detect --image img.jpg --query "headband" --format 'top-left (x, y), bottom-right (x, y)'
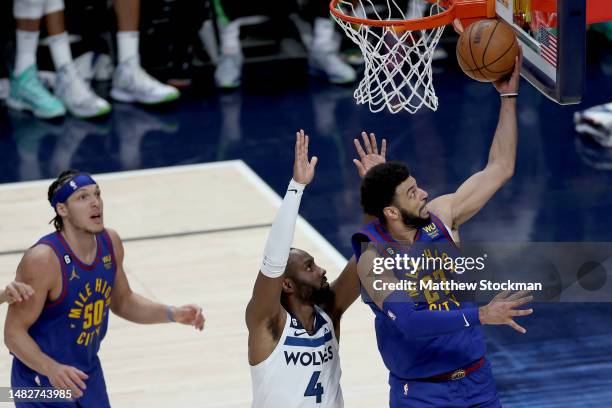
top-left (51, 174), bottom-right (97, 209)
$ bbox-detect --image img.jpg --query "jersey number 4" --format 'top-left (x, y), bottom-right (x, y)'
top-left (304, 371), bottom-right (324, 403)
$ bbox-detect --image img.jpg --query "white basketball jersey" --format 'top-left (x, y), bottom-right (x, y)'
top-left (250, 306), bottom-right (343, 408)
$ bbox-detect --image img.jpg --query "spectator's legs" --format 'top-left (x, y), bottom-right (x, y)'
top-left (110, 0), bottom-right (181, 105)
top-left (308, 1), bottom-right (356, 84)
top-left (213, 0), bottom-right (245, 89)
top-left (44, 5), bottom-right (112, 118)
top-left (8, 0), bottom-right (66, 118)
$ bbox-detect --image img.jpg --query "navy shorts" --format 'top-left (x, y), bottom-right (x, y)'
top-left (389, 360), bottom-right (502, 408)
top-left (11, 357), bottom-right (111, 408)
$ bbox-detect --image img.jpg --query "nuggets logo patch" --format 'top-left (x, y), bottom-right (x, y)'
top-left (422, 223), bottom-right (440, 239)
top-left (102, 255), bottom-right (113, 270)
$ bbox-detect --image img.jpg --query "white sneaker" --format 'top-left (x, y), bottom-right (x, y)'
top-left (309, 17), bottom-right (356, 84)
top-left (574, 103), bottom-right (612, 147)
top-left (215, 53), bottom-right (243, 89)
top-left (55, 63), bottom-right (111, 119)
top-left (309, 51), bottom-right (357, 84)
top-left (111, 57), bottom-right (180, 104)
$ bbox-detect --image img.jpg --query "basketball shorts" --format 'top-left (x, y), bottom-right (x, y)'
top-left (11, 356), bottom-right (111, 408)
top-left (389, 359), bottom-right (502, 408)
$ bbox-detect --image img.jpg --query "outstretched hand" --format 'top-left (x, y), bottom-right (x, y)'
top-left (479, 290), bottom-right (533, 334)
top-left (493, 45), bottom-right (523, 95)
top-left (293, 129), bottom-right (318, 185)
top-left (353, 132), bottom-right (386, 178)
top-left (172, 304), bottom-right (205, 331)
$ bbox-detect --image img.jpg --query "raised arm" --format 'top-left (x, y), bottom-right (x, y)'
top-left (318, 132), bottom-right (389, 324)
top-left (316, 132), bottom-right (389, 324)
top-left (324, 256), bottom-right (359, 323)
top-left (428, 48), bottom-right (523, 230)
top-left (108, 228), bottom-right (204, 330)
top-left (245, 130), bottom-right (317, 331)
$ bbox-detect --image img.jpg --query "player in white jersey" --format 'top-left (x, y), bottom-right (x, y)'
top-left (247, 130), bottom-right (362, 408)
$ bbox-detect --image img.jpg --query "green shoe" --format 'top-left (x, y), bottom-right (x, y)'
top-left (7, 65), bottom-right (66, 119)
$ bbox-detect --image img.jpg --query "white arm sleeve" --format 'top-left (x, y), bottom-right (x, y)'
top-left (260, 179), bottom-right (305, 278)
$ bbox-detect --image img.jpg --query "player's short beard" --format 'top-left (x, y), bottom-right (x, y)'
top-left (399, 206), bottom-right (431, 229)
top-left (297, 281), bottom-right (335, 305)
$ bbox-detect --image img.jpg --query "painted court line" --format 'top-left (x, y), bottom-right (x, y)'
top-left (0, 160), bottom-right (346, 270)
top-left (0, 222), bottom-right (273, 257)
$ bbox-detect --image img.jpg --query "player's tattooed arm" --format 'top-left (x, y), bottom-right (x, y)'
top-left (107, 228), bottom-right (204, 330)
top-left (356, 246), bottom-right (397, 309)
top-left (357, 245), bottom-right (533, 336)
top-left (428, 49), bottom-right (522, 230)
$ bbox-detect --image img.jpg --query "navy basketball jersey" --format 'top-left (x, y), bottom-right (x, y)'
top-left (21, 230), bottom-right (117, 373)
top-left (352, 214), bottom-right (486, 379)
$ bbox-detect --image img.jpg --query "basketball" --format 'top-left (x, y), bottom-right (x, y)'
top-left (456, 19), bottom-right (519, 82)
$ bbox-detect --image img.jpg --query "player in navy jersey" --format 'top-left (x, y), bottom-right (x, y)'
top-left (1, 281), bottom-right (34, 305)
top-left (351, 51), bottom-right (533, 407)
top-left (4, 169), bottom-right (205, 407)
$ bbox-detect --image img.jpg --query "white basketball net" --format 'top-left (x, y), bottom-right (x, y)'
top-left (331, 0), bottom-right (448, 114)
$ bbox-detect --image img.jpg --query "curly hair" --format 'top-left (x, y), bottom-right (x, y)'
top-left (360, 162), bottom-right (410, 223)
top-left (47, 169), bottom-right (81, 231)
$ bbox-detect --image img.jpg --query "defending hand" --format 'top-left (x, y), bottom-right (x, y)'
top-left (353, 132), bottom-right (386, 178)
top-left (292, 129), bottom-right (318, 185)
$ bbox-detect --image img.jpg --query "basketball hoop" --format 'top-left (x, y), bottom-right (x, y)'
top-left (330, 0), bottom-right (494, 114)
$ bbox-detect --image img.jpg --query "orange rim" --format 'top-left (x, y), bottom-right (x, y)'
top-left (329, 0), bottom-right (457, 31)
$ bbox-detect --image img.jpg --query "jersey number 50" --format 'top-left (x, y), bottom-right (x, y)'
top-left (304, 371), bottom-right (324, 403)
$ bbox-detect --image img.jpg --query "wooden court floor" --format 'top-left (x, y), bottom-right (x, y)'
top-left (0, 161), bottom-right (388, 407)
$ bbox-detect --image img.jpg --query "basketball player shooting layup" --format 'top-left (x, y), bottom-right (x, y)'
top-left (4, 170), bottom-right (205, 407)
top-left (248, 130), bottom-right (361, 408)
top-left (352, 50), bottom-right (533, 407)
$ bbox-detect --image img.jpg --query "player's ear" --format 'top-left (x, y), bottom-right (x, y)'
top-left (282, 277), bottom-right (294, 294)
top-left (56, 203), bottom-right (68, 217)
top-left (383, 206), bottom-right (399, 222)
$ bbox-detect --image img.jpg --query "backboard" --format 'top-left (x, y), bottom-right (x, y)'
top-left (496, 0), bottom-right (586, 104)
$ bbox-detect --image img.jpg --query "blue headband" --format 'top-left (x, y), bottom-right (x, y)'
top-left (51, 174), bottom-right (97, 209)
